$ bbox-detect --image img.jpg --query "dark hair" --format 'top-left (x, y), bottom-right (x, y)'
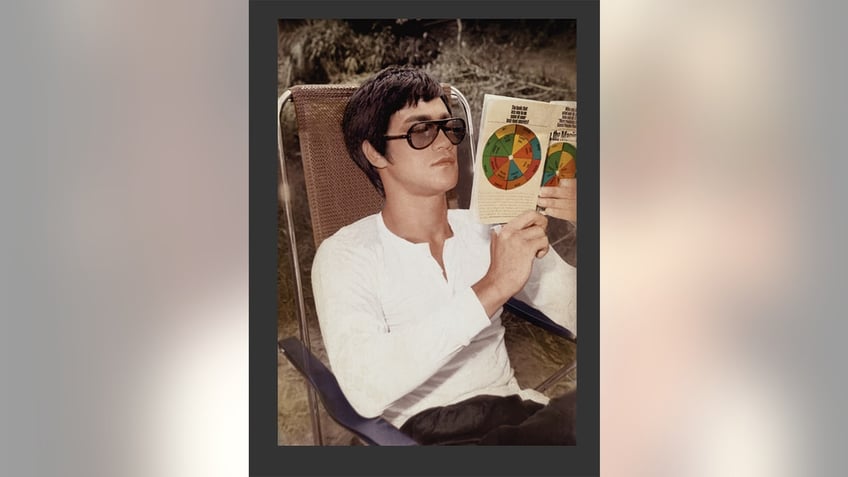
top-left (341, 66), bottom-right (450, 198)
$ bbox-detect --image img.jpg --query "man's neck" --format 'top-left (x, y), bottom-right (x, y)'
top-left (381, 194), bottom-right (452, 245)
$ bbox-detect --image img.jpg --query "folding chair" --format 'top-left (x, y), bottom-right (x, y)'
top-left (277, 83), bottom-right (576, 445)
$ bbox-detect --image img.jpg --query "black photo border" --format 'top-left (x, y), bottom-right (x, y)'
top-left (250, 1), bottom-right (599, 475)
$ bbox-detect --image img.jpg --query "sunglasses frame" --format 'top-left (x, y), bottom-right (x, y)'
top-left (383, 117), bottom-right (467, 150)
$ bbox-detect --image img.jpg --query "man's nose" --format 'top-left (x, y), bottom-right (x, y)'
top-left (433, 127), bottom-right (454, 149)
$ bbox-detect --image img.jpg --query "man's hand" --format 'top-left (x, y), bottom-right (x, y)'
top-left (473, 211), bottom-right (549, 317)
top-left (538, 178), bottom-right (577, 222)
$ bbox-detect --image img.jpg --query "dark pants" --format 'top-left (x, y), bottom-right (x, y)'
top-left (400, 390), bottom-right (577, 445)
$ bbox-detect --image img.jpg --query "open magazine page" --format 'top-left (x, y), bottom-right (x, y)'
top-left (541, 100), bottom-right (577, 187)
top-left (470, 94), bottom-right (564, 224)
top-left (542, 100), bottom-right (578, 267)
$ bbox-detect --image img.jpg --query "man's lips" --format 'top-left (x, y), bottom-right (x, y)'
top-left (432, 157), bottom-right (456, 166)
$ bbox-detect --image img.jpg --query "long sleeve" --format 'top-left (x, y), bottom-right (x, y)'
top-left (514, 244), bottom-right (578, 335)
top-left (311, 235), bottom-right (492, 418)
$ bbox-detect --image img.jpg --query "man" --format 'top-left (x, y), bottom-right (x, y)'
top-left (311, 66), bottom-right (577, 445)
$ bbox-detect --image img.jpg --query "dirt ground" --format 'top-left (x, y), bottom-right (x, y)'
top-left (276, 19), bottom-right (578, 445)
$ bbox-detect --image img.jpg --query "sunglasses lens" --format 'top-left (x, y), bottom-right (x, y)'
top-left (406, 119), bottom-right (467, 149)
top-left (443, 119), bottom-right (466, 145)
top-left (409, 122), bottom-right (439, 149)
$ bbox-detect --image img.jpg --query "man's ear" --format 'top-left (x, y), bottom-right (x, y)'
top-left (362, 140), bottom-right (389, 169)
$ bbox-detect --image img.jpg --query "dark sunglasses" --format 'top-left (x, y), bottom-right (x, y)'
top-left (383, 117), bottom-right (467, 150)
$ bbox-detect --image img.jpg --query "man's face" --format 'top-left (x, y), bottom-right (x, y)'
top-left (380, 97), bottom-right (459, 198)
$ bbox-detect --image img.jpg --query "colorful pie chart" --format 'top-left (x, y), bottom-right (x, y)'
top-left (542, 142), bottom-right (577, 186)
top-left (480, 124), bottom-right (543, 190)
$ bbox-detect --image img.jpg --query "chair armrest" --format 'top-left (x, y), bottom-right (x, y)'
top-left (504, 297), bottom-right (576, 342)
top-left (278, 337), bottom-right (418, 446)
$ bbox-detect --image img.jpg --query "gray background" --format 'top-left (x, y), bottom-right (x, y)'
top-left (3, 0), bottom-right (847, 476)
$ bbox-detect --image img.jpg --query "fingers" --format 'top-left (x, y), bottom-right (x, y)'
top-left (503, 210), bottom-right (548, 232)
top-left (539, 179), bottom-right (576, 199)
top-left (521, 227), bottom-right (549, 258)
top-left (498, 212), bottom-right (547, 242)
top-left (538, 180), bottom-right (577, 222)
top-left (534, 239), bottom-right (550, 258)
top-left (537, 196), bottom-right (575, 208)
top-left (540, 204), bottom-right (577, 222)
top-left (492, 219), bottom-right (549, 259)
top-left (498, 221), bottom-right (548, 245)
top-left (517, 223), bottom-right (547, 241)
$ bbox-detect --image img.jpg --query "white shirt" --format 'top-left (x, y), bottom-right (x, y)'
top-left (311, 209), bottom-right (576, 427)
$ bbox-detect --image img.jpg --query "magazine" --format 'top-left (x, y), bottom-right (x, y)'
top-left (542, 100), bottom-right (577, 187)
top-left (470, 94), bottom-right (576, 224)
